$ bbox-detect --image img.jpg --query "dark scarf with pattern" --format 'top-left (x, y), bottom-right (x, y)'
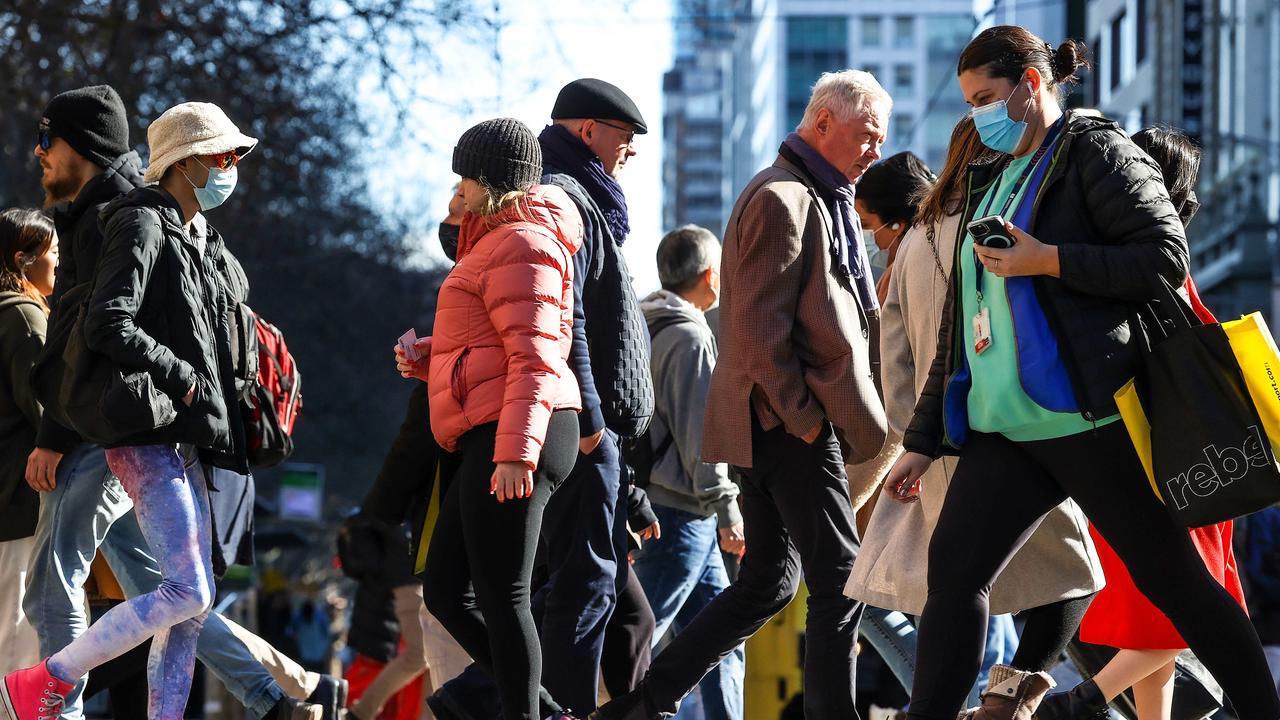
top-left (539, 124), bottom-right (631, 244)
top-left (781, 133), bottom-right (878, 312)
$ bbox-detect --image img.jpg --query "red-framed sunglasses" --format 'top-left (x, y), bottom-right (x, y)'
top-left (201, 151), bottom-right (242, 171)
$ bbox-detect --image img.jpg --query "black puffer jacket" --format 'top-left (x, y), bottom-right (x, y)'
top-left (903, 111), bottom-right (1188, 458)
top-left (0, 293), bottom-right (46, 541)
top-left (34, 151), bottom-right (145, 453)
top-left (86, 187), bottom-right (247, 471)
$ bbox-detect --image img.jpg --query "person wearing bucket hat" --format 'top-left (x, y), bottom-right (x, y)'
top-left (20, 91), bottom-right (335, 720)
top-left (1, 101), bottom-right (261, 720)
top-left (396, 118), bottom-right (583, 720)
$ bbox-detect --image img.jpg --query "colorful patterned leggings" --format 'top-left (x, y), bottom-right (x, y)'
top-left (48, 444), bottom-right (214, 720)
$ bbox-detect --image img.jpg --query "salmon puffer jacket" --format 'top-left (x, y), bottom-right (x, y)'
top-left (429, 184), bottom-right (584, 468)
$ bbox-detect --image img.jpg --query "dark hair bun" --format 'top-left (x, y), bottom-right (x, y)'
top-left (1052, 39), bottom-right (1090, 84)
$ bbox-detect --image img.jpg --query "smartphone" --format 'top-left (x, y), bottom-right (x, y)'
top-left (398, 329), bottom-right (420, 362)
top-left (967, 214), bottom-right (1016, 249)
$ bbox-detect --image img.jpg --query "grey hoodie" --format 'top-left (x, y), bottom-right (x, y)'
top-left (640, 290), bottom-right (741, 527)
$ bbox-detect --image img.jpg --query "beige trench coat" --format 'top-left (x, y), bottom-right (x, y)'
top-left (844, 214), bottom-right (1105, 615)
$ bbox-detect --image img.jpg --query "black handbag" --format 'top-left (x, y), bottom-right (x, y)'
top-left (58, 289), bottom-right (178, 446)
top-left (1134, 281), bottom-right (1280, 527)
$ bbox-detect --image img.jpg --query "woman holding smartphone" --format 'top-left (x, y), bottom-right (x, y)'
top-left (884, 26), bottom-right (1280, 720)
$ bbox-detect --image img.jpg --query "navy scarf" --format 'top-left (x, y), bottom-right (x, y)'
top-left (539, 124), bottom-right (631, 243)
top-left (781, 133), bottom-right (878, 312)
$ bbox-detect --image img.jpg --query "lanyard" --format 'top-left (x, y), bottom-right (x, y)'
top-left (972, 127), bottom-right (1061, 305)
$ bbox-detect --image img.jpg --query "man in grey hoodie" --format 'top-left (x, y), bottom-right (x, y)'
top-left (633, 225), bottom-right (745, 720)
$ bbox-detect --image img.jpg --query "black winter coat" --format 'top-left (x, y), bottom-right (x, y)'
top-left (87, 187), bottom-right (247, 471)
top-left (0, 294), bottom-right (46, 541)
top-left (542, 171), bottom-right (655, 440)
top-left (35, 151), bottom-right (145, 454)
top-left (903, 111), bottom-right (1189, 458)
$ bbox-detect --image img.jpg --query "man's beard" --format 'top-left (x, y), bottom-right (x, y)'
top-left (42, 172), bottom-right (81, 209)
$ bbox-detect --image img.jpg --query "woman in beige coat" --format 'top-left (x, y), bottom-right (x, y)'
top-left (845, 117), bottom-right (1105, 679)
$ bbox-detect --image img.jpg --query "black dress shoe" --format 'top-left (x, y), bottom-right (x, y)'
top-left (1034, 679), bottom-right (1109, 720)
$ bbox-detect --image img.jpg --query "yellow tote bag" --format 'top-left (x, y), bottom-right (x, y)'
top-left (1117, 311), bottom-right (1280, 505)
top-left (1222, 312), bottom-right (1280, 456)
top-left (1114, 378), bottom-right (1159, 499)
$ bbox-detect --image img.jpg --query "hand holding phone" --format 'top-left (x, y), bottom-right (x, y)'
top-left (967, 214), bottom-right (1016, 249)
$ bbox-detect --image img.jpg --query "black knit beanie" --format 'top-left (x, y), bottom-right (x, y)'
top-left (41, 85), bottom-right (130, 168)
top-left (451, 118), bottom-right (542, 194)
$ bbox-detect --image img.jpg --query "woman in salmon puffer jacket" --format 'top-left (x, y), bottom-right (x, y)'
top-left (395, 117), bottom-right (583, 720)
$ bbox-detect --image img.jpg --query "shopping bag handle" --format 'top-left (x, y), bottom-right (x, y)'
top-left (1141, 276), bottom-right (1201, 345)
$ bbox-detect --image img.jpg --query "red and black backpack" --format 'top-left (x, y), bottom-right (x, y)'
top-left (239, 308), bottom-right (302, 468)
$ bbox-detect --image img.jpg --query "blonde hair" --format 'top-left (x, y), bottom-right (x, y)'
top-left (797, 70), bottom-right (893, 132)
top-left (471, 181), bottom-right (533, 229)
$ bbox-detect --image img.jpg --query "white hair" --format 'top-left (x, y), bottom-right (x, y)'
top-left (797, 70), bottom-right (893, 131)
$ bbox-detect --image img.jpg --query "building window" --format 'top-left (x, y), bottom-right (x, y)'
top-left (786, 16), bottom-right (850, 129)
top-left (894, 64), bottom-right (914, 93)
top-left (1091, 34), bottom-right (1102, 106)
top-left (893, 113), bottom-right (914, 144)
top-left (1136, 0), bottom-right (1147, 64)
top-left (862, 16), bottom-right (881, 47)
top-left (894, 16), bottom-right (914, 48)
top-left (1110, 11), bottom-right (1125, 91)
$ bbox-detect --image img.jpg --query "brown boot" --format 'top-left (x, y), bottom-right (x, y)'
top-left (955, 665), bottom-right (1056, 720)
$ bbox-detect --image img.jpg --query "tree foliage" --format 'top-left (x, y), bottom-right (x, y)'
top-left (0, 0), bottom-right (477, 504)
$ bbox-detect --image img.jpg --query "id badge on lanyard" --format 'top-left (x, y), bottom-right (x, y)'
top-left (971, 140), bottom-right (1054, 357)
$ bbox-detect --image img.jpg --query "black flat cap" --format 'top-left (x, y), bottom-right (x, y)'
top-left (551, 78), bottom-right (648, 134)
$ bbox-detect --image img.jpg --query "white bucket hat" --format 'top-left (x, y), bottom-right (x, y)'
top-left (143, 102), bottom-right (258, 183)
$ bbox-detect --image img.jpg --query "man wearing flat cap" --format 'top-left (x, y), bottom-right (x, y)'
top-left (533, 77), bottom-right (659, 715)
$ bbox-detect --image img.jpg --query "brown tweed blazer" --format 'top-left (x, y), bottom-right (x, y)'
top-left (702, 152), bottom-right (887, 468)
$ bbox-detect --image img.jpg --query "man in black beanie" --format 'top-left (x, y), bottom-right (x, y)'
top-left (22, 86), bottom-right (339, 720)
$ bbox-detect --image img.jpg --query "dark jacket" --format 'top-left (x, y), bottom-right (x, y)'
top-left (0, 293), bottom-right (46, 541)
top-left (903, 111), bottom-right (1189, 458)
top-left (35, 151), bottom-right (145, 453)
top-left (87, 187), bottom-right (247, 471)
top-left (541, 170), bottom-right (654, 440)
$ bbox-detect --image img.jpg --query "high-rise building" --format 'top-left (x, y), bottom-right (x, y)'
top-left (1086, 0), bottom-right (1280, 322)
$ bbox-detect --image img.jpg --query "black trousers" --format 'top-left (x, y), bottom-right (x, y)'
top-left (1010, 593), bottom-right (1095, 673)
top-left (908, 424), bottom-right (1280, 720)
top-left (601, 569), bottom-right (656, 699)
top-left (640, 417), bottom-right (864, 718)
top-left (422, 410), bottom-right (578, 720)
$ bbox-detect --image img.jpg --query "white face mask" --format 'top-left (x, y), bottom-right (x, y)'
top-left (864, 221), bottom-right (901, 273)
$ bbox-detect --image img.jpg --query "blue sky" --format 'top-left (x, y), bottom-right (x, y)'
top-left (369, 0), bottom-right (674, 293)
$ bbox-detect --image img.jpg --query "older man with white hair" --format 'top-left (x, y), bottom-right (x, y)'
top-left (594, 70), bottom-right (892, 720)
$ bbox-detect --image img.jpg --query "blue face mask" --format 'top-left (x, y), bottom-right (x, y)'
top-left (180, 158), bottom-right (238, 211)
top-left (970, 81), bottom-right (1034, 154)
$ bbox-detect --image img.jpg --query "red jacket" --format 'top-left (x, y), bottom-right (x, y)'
top-left (429, 185), bottom-right (583, 468)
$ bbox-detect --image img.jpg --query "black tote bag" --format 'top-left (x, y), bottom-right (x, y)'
top-left (1136, 281), bottom-right (1280, 527)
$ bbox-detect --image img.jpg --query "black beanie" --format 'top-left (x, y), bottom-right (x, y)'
top-left (551, 78), bottom-right (648, 134)
top-left (41, 85), bottom-right (130, 168)
top-left (451, 118), bottom-right (542, 194)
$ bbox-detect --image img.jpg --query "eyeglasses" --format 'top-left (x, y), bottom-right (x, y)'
top-left (593, 119), bottom-right (637, 147)
top-left (202, 151), bottom-right (241, 171)
top-left (37, 119), bottom-right (52, 151)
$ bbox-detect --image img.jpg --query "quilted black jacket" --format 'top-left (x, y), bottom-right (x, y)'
top-left (903, 111), bottom-right (1189, 458)
top-left (543, 172), bottom-right (655, 440)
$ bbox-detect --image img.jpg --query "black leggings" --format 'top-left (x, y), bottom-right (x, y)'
top-left (1011, 593), bottom-right (1095, 673)
top-left (422, 410), bottom-right (578, 720)
top-left (908, 423), bottom-right (1280, 720)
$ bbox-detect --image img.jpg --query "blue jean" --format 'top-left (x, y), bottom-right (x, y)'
top-left (23, 444), bottom-right (282, 719)
top-left (632, 505), bottom-right (744, 720)
top-left (860, 606), bottom-right (918, 697)
top-left (972, 614), bottom-right (1019, 704)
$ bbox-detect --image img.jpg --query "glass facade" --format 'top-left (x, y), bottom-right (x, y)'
top-left (786, 16), bottom-right (849, 130)
top-left (894, 16), bottom-right (915, 48)
top-left (921, 14), bottom-right (974, 168)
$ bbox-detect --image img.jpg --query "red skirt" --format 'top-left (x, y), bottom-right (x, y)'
top-left (1079, 521), bottom-right (1246, 649)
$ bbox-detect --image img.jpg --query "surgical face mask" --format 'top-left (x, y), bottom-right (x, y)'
top-left (180, 158), bottom-right (238, 211)
top-left (970, 80), bottom-right (1035, 154)
top-left (438, 221), bottom-right (460, 263)
top-left (864, 223), bottom-right (893, 273)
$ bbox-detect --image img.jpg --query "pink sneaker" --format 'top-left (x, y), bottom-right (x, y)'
top-left (1, 660), bottom-right (73, 720)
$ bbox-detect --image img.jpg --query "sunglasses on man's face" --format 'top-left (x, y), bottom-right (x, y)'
top-left (202, 151), bottom-right (241, 171)
top-left (37, 121), bottom-right (52, 151)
